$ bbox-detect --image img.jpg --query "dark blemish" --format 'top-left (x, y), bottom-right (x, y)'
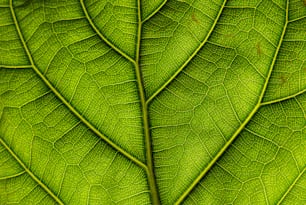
top-left (191, 13), bottom-right (200, 24)
top-left (256, 42), bottom-right (262, 56)
top-left (303, 0), bottom-right (306, 6)
top-left (279, 75), bottom-right (288, 85)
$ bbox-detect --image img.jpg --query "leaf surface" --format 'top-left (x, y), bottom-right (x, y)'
top-left (0, 0), bottom-right (306, 204)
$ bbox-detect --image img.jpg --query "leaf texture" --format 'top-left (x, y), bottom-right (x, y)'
top-left (0, 0), bottom-right (305, 204)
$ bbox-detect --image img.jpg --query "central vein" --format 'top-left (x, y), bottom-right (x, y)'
top-left (135, 0), bottom-right (160, 204)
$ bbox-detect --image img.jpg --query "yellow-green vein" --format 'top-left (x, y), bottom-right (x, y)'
top-left (261, 88), bottom-right (306, 106)
top-left (0, 171), bottom-right (26, 180)
top-left (175, 1), bottom-right (289, 203)
top-left (80, 0), bottom-right (135, 64)
top-left (0, 65), bottom-right (32, 69)
top-left (135, 0), bottom-right (160, 204)
top-left (258, 0), bottom-right (289, 105)
top-left (276, 167), bottom-right (306, 205)
top-left (146, 0), bottom-right (227, 104)
top-left (142, 0), bottom-right (168, 23)
top-left (9, 0), bottom-right (146, 170)
top-left (288, 16), bottom-right (306, 23)
top-left (0, 137), bottom-right (64, 205)
top-left (174, 103), bottom-right (262, 205)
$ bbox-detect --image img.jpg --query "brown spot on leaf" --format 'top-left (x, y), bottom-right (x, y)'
top-left (256, 42), bottom-right (262, 56)
top-left (303, 0), bottom-right (306, 6)
top-left (191, 13), bottom-right (199, 24)
top-left (279, 75), bottom-right (288, 85)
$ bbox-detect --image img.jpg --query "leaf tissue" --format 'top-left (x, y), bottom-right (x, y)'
top-left (0, 0), bottom-right (306, 204)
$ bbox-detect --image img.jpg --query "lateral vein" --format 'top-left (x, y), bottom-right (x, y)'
top-left (276, 167), bottom-right (306, 205)
top-left (175, 0), bottom-right (289, 204)
top-left (9, 0), bottom-right (146, 170)
top-left (0, 171), bottom-right (26, 180)
top-left (0, 65), bottom-right (32, 69)
top-left (261, 88), bottom-right (306, 106)
top-left (80, 0), bottom-right (135, 64)
top-left (142, 0), bottom-right (168, 23)
top-left (146, 0), bottom-right (227, 105)
top-left (0, 137), bottom-right (64, 205)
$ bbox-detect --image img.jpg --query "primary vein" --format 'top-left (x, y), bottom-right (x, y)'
top-left (9, 0), bottom-right (146, 170)
top-left (135, 0), bottom-right (160, 204)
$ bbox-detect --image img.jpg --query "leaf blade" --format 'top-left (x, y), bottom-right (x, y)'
top-left (0, 0), bottom-right (306, 204)
top-left (8, 0), bottom-right (145, 168)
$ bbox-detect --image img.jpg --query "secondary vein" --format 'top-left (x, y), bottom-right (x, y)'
top-left (0, 137), bottom-right (64, 205)
top-left (276, 167), bottom-right (306, 205)
top-left (142, 0), bottom-right (168, 23)
top-left (80, 0), bottom-right (135, 64)
top-left (9, 0), bottom-right (146, 170)
top-left (261, 88), bottom-right (306, 106)
top-left (0, 65), bottom-right (32, 69)
top-left (0, 171), bottom-right (26, 180)
top-left (146, 0), bottom-right (227, 105)
top-left (175, 0), bottom-right (289, 204)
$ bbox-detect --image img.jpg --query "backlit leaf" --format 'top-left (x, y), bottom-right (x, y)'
top-left (0, 0), bottom-right (305, 204)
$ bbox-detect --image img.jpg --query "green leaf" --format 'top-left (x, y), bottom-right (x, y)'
top-left (0, 0), bottom-right (305, 204)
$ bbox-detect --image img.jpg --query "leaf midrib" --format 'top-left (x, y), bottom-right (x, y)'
top-left (8, 1), bottom-right (148, 203)
top-left (9, 0), bottom-right (145, 168)
top-left (135, 0), bottom-right (160, 203)
top-left (9, 0), bottom-right (160, 204)
top-left (4, 0), bottom-right (305, 204)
